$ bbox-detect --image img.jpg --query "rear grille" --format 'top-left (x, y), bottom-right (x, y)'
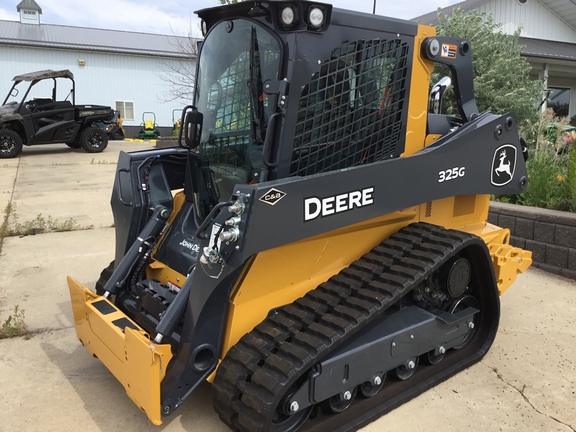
top-left (291, 38), bottom-right (409, 177)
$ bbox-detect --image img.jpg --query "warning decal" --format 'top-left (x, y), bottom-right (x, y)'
top-left (441, 44), bottom-right (457, 59)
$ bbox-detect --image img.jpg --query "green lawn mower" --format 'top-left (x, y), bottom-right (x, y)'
top-left (138, 112), bottom-right (160, 140)
top-left (170, 109), bottom-right (181, 137)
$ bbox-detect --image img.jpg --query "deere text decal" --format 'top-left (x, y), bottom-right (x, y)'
top-left (304, 187), bottom-right (374, 221)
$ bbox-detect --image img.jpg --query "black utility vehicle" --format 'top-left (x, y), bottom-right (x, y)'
top-left (0, 69), bottom-right (114, 158)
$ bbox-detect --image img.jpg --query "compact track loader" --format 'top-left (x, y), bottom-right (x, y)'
top-left (68, 2), bottom-right (532, 431)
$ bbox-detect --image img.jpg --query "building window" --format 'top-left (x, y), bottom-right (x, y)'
top-left (23, 10), bottom-right (37, 16)
top-left (115, 101), bottom-right (134, 120)
top-left (548, 87), bottom-right (570, 118)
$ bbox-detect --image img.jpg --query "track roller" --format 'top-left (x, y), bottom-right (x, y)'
top-left (358, 373), bottom-right (386, 398)
top-left (394, 356), bottom-right (419, 381)
top-left (322, 388), bottom-right (358, 413)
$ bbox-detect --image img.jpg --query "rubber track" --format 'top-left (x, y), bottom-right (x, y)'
top-left (212, 223), bottom-right (481, 432)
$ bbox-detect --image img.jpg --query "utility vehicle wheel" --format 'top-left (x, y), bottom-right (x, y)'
top-left (80, 126), bottom-right (108, 153)
top-left (0, 129), bottom-right (23, 158)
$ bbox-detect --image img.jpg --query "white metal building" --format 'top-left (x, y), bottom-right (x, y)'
top-left (5, 0), bottom-right (575, 132)
top-left (0, 0), bottom-right (198, 137)
top-left (417, 0), bottom-right (576, 120)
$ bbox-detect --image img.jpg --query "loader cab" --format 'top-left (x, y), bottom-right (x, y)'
top-left (193, 0), bottom-right (415, 197)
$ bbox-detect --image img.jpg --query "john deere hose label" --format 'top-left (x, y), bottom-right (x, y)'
top-left (304, 187), bottom-right (374, 221)
top-left (491, 144), bottom-right (516, 186)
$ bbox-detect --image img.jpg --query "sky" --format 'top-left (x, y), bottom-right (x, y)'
top-left (0, 0), bottom-right (463, 37)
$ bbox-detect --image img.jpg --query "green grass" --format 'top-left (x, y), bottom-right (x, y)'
top-left (0, 203), bottom-right (11, 257)
top-left (0, 305), bottom-right (27, 339)
top-left (7, 213), bottom-right (86, 237)
top-left (0, 205), bottom-right (94, 258)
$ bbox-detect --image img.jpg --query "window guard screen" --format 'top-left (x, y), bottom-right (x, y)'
top-left (291, 39), bottom-right (409, 177)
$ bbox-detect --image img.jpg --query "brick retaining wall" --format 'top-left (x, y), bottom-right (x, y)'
top-left (488, 202), bottom-right (576, 280)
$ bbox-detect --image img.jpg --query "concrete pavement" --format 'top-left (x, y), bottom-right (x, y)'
top-left (0, 141), bottom-right (575, 432)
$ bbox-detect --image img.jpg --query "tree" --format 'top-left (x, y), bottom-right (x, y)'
top-left (158, 23), bottom-right (200, 104)
top-left (433, 8), bottom-right (544, 127)
top-left (158, 1), bottom-right (246, 103)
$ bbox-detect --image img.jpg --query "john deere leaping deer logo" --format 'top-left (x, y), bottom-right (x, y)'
top-left (491, 144), bottom-right (517, 186)
top-left (495, 151), bottom-right (511, 176)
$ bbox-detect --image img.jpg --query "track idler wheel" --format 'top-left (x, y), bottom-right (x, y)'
top-left (395, 356), bottom-right (419, 380)
top-left (275, 385), bottom-right (314, 432)
top-left (275, 401), bottom-right (313, 432)
top-left (449, 295), bottom-right (479, 350)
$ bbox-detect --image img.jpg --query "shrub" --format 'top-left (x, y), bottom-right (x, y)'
top-left (496, 109), bottom-right (575, 211)
top-left (433, 8), bottom-right (544, 127)
top-left (519, 149), bottom-right (570, 210)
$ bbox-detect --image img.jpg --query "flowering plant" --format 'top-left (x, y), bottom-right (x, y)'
top-left (564, 130), bottom-right (576, 144)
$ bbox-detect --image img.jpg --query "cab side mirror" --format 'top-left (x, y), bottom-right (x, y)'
top-left (179, 106), bottom-right (203, 149)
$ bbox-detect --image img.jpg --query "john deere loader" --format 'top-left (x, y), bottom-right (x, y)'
top-left (67, 2), bottom-right (532, 431)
